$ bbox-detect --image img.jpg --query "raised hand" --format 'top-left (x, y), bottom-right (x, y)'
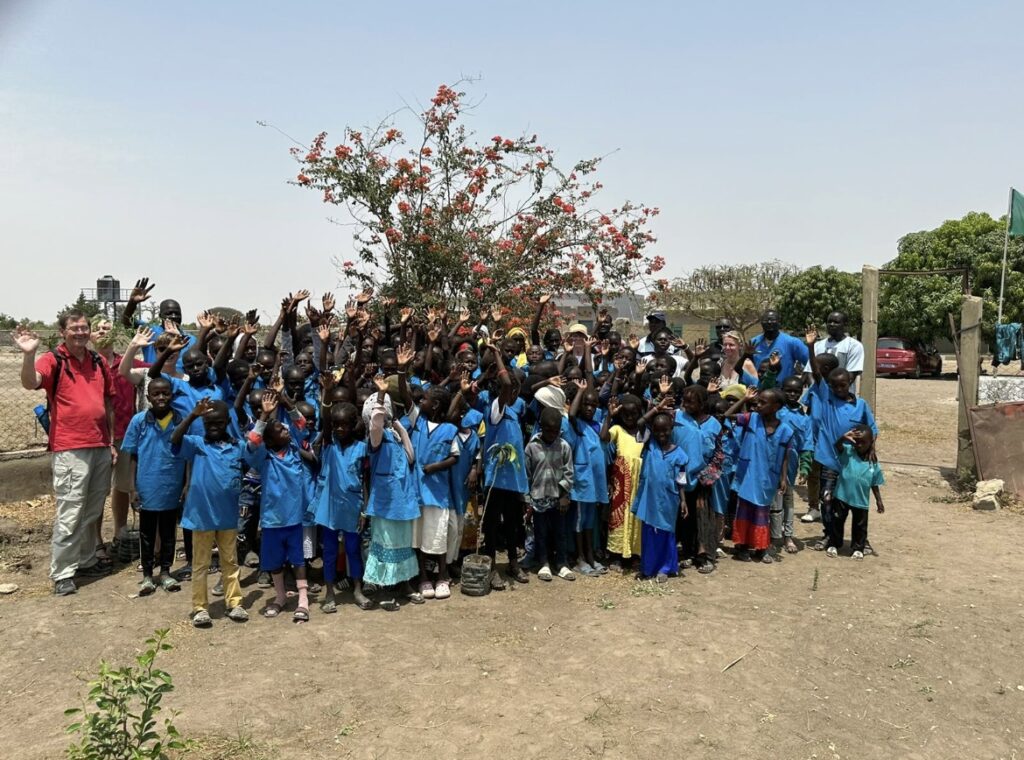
top-left (547, 375), bottom-right (565, 389)
top-left (321, 292), bottom-right (336, 314)
top-left (538, 294), bottom-right (551, 305)
top-left (242, 317), bottom-right (260, 336)
top-left (289, 290), bottom-right (311, 313)
top-left (769, 350), bottom-right (782, 371)
top-left (163, 319), bottom-right (181, 336)
top-left (635, 357), bottom-right (650, 376)
top-left (196, 310), bottom-right (214, 329)
top-left (224, 319), bottom-right (241, 339)
top-left (167, 335), bottom-right (190, 353)
top-left (317, 321), bottom-right (331, 342)
top-left (805, 324), bottom-right (818, 344)
top-left (131, 325), bottom-right (155, 348)
top-left (573, 378), bottom-right (587, 392)
top-left (129, 277), bottom-right (155, 305)
top-left (608, 396), bottom-right (621, 418)
top-left (491, 306), bottom-right (504, 323)
top-left (245, 309), bottom-right (259, 327)
top-left (192, 398), bottom-right (215, 418)
top-left (693, 337), bottom-right (708, 357)
top-left (458, 307), bottom-right (471, 324)
top-left (305, 303), bottom-right (322, 328)
top-left (319, 372), bottom-right (336, 394)
top-left (381, 296), bottom-right (396, 309)
top-left (373, 374), bottom-right (390, 393)
top-left (460, 371), bottom-right (473, 394)
top-left (12, 325), bottom-right (40, 353)
top-left (427, 326), bottom-right (441, 344)
top-left (355, 287), bottom-right (374, 305)
top-left (671, 337), bottom-right (688, 351)
top-left (344, 299), bottom-right (358, 320)
top-left (399, 307), bottom-right (413, 325)
top-left (744, 385), bottom-right (759, 401)
top-left (260, 390), bottom-right (280, 416)
top-left (659, 374), bottom-right (672, 396)
top-left (396, 343), bottom-right (415, 369)
top-left (628, 334), bottom-right (640, 350)
top-left (706, 379), bottom-right (720, 394)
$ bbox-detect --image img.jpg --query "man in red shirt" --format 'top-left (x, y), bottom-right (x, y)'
top-left (15, 310), bottom-right (117, 596)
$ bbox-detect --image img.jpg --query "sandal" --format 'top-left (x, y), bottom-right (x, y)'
top-left (293, 606), bottom-right (310, 622)
top-left (406, 590), bottom-right (425, 605)
top-left (379, 598), bottom-right (400, 612)
top-left (785, 540), bottom-right (798, 554)
top-left (159, 574), bottom-right (181, 592)
top-left (263, 601), bottom-right (283, 618)
top-left (434, 581), bottom-right (451, 599)
top-left (697, 563), bottom-right (715, 575)
top-left (760, 552), bottom-right (774, 564)
top-left (321, 599), bottom-right (338, 614)
top-left (138, 576), bottom-right (157, 596)
top-left (419, 581), bottom-right (436, 599)
top-left (489, 572), bottom-right (507, 591)
top-left (508, 566), bottom-right (529, 584)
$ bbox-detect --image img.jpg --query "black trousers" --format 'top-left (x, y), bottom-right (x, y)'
top-left (140, 509), bottom-right (177, 576)
top-left (828, 499), bottom-right (868, 552)
top-left (482, 487), bottom-right (524, 562)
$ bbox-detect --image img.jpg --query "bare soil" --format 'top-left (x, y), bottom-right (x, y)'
top-left (1, 376), bottom-right (1023, 760)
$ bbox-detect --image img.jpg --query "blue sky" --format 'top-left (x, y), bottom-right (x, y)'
top-left (2, 1), bottom-right (1022, 321)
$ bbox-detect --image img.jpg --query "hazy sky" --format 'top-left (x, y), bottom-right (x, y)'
top-left (2, 1), bottom-right (1023, 322)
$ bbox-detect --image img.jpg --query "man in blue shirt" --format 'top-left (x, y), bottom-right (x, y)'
top-left (120, 277), bottom-right (197, 366)
top-left (750, 309), bottom-right (809, 381)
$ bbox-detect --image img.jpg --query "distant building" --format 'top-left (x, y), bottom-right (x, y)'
top-left (552, 293), bottom-right (718, 344)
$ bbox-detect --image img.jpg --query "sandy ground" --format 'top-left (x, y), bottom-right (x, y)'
top-left (1, 376), bottom-right (1024, 759)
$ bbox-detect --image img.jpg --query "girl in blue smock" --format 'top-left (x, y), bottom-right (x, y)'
top-left (567, 385), bottom-right (609, 576)
top-left (677, 385), bottom-right (724, 573)
top-left (632, 412), bottom-right (688, 581)
top-left (363, 378), bottom-right (421, 611)
top-left (312, 401), bottom-right (371, 613)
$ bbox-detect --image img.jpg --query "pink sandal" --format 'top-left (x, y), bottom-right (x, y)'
top-left (419, 581), bottom-right (435, 599)
top-left (434, 581), bottom-right (451, 600)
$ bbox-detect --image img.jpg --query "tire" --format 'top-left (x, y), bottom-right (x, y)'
top-left (931, 358), bottom-right (942, 378)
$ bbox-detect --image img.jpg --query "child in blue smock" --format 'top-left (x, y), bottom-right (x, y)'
top-left (828, 424), bottom-right (885, 559)
top-left (727, 388), bottom-right (794, 564)
top-left (567, 385), bottom-right (609, 576)
top-left (810, 367), bottom-right (878, 551)
top-left (408, 387), bottom-right (459, 601)
top-left (801, 352), bottom-right (840, 526)
top-left (676, 385), bottom-right (722, 573)
top-left (246, 390), bottom-right (315, 622)
top-left (171, 399), bottom-right (249, 628)
top-left (363, 375), bottom-right (421, 612)
top-left (311, 400), bottom-right (371, 613)
top-left (632, 412), bottom-right (688, 582)
top-left (121, 376), bottom-right (186, 596)
top-left (448, 375), bottom-right (483, 570)
top-left (776, 375), bottom-right (814, 554)
top-left (480, 345), bottom-right (529, 590)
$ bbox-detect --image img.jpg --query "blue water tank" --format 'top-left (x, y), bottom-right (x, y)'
top-left (96, 275), bottom-right (120, 301)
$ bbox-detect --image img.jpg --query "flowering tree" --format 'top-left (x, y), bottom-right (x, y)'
top-left (291, 83), bottom-right (662, 318)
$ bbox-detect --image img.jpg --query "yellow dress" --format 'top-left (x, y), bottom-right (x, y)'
top-left (606, 425), bottom-right (643, 558)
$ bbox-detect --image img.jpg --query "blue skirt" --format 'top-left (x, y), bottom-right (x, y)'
top-left (640, 522), bottom-right (678, 578)
top-left (363, 517), bottom-right (418, 587)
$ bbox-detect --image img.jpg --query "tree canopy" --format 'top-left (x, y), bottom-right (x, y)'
top-left (776, 266), bottom-right (862, 334)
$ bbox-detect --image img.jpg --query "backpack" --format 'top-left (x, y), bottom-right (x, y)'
top-left (44, 348), bottom-right (111, 448)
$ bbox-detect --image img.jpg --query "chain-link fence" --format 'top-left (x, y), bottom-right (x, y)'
top-left (0, 332), bottom-right (60, 452)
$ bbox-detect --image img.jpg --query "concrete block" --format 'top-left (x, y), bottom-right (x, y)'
top-left (972, 493), bottom-right (1001, 511)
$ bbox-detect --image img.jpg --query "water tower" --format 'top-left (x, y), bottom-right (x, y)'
top-left (80, 275), bottom-right (126, 320)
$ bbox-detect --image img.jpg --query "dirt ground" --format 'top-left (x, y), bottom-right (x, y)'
top-left (2, 376), bottom-right (1024, 760)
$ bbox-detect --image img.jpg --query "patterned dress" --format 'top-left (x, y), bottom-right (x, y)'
top-left (606, 425), bottom-right (643, 559)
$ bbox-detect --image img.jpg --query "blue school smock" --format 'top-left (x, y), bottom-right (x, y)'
top-left (751, 332), bottom-right (810, 382)
top-left (174, 435), bottom-right (245, 531)
top-left (672, 411), bottom-right (707, 492)
top-left (120, 410), bottom-right (186, 511)
top-left (312, 439), bottom-right (368, 532)
top-left (563, 417), bottom-right (596, 503)
top-left (367, 427), bottom-right (418, 521)
top-left (632, 443), bottom-right (688, 532)
top-left (734, 413), bottom-right (794, 507)
top-left (166, 371), bottom-right (226, 435)
top-left (245, 439), bottom-right (314, 529)
top-left (585, 412), bottom-right (610, 503)
top-left (450, 409), bottom-right (483, 515)
top-left (834, 443), bottom-right (885, 509)
top-left (778, 406), bottom-right (814, 484)
top-left (812, 393), bottom-right (878, 473)
top-left (410, 413), bottom-right (457, 509)
top-left (483, 397), bottom-right (529, 494)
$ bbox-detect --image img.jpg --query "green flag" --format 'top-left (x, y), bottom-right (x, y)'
top-left (1011, 188), bottom-right (1024, 237)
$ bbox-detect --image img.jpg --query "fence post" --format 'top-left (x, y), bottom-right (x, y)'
top-left (956, 295), bottom-right (982, 476)
top-left (860, 265), bottom-right (879, 411)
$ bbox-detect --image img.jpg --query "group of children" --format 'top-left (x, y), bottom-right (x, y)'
top-left (112, 288), bottom-right (884, 627)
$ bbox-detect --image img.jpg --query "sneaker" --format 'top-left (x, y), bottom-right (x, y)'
top-left (139, 576), bottom-right (157, 596)
top-left (419, 581), bottom-right (435, 599)
top-left (212, 579), bottom-right (224, 596)
top-left (434, 581), bottom-right (451, 600)
top-left (191, 609), bottom-right (213, 628)
top-left (574, 562), bottom-right (596, 577)
top-left (226, 606), bottom-right (250, 622)
top-left (826, 546), bottom-right (838, 558)
top-left (852, 550), bottom-right (864, 560)
top-left (75, 562), bottom-right (111, 578)
top-left (801, 509), bottom-right (821, 523)
top-left (257, 571), bottom-right (271, 588)
top-left (54, 578), bottom-right (77, 596)
top-left (557, 566), bottom-right (576, 581)
top-left (537, 565), bottom-right (553, 581)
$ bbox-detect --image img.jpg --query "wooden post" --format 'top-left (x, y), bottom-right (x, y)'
top-left (956, 295), bottom-right (983, 476)
top-left (860, 265), bottom-right (880, 411)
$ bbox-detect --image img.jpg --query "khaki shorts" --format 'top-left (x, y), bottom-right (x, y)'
top-left (111, 439), bottom-right (132, 494)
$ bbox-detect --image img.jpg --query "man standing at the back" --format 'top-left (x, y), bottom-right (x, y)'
top-left (14, 310), bottom-right (116, 596)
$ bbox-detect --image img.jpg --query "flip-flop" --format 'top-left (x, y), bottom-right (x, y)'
top-left (355, 597), bottom-right (375, 611)
top-left (406, 591), bottom-right (425, 605)
top-left (379, 598), bottom-right (400, 612)
top-left (293, 606), bottom-right (309, 622)
top-left (321, 599), bottom-right (338, 614)
top-left (263, 601), bottom-right (283, 618)
top-left (698, 563), bottom-right (715, 575)
top-left (785, 541), bottom-right (799, 554)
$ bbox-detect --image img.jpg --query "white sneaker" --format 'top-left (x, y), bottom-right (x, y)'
top-left (852, 550), bottom-right (864, 560)
top-left (558, 566), bottom-right (576, 581)
top-left (826, 546), bottom-right (838, 558)
top-left (538, 565), bottom-right (553, 581)
top-left (801, 509), bottom-right (821, 523)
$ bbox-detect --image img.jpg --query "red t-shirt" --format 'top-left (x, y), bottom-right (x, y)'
top-left (108, 353), bottom-right (149, 440)
top-left (35, 345), bottom-right (114, 452)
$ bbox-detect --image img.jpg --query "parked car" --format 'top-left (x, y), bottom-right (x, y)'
top-left (876, 337), bottom-right (943, 378)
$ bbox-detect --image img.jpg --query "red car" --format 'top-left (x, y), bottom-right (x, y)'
top-left (876, 337), bottom-right (943, 378)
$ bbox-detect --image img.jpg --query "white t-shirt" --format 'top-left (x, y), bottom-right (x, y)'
top-left (808, 335), bottom-right (865, 374)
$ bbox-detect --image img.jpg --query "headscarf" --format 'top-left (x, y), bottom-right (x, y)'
top-left (506, 327), bottom-right (529, 368)
top-left (534, 385), bottom-right (567, 417)
top-left (362, 392), bottom-right (393, 430)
